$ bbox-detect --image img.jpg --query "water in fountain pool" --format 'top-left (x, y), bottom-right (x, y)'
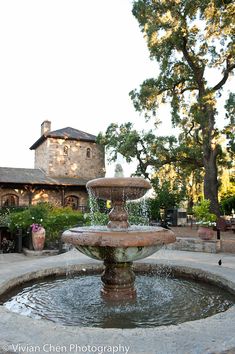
top-left (3, 272), bottom-right (235, 328)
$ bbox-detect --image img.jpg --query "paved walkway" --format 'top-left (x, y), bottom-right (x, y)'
top-left (172, 226), bottom-right (235, 240)
top-left (0, 249), bottom-right (235, 354)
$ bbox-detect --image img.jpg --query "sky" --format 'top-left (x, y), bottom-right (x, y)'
top-left (0, 0), bottom-right (160, 176)
top-left (0, 0), bottom-right (233, 177)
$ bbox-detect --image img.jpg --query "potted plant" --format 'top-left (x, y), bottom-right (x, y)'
top-left (31, 223), bottom-right (46, 251)
top-left (193, 199), bottom-right (217, 240)
top-left (7, 203), bottom-right (49, 251)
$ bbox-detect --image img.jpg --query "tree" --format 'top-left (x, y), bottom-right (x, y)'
top-left (150, 175), bottom-right (187, 223)
top-left (99, 1), bottom-right (235, 216)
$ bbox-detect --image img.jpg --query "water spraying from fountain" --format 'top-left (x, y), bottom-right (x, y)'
top-left (62, 166), bottom-right (176, 301)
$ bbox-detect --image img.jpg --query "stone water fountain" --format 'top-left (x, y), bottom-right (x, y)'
top-left (1, 166), bottom-right (234, 350)
top-left (62, 165), bottom-right (176, 300)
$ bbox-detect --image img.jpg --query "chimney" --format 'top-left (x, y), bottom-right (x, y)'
top-left (41, 120), bottom-right (51, 136)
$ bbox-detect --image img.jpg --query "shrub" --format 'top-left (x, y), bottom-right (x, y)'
top-left (84, 211), bottom-right (108, 226)
top-left (43, 207), bottom-right (84, 242)
top-left (6, 203), bottom-right (86, 247)
top-left (220, 195), bottom-right (235, 215)
top-left (193, 199), bottom-right (217, 227)
top-left (7, 202), bottom-right (52, 234)
top-left (127, 201), bottom-right (149, 225)
top-left (0, 209), bottom-right (10, 227)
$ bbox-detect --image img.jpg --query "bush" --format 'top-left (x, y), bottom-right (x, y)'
top-left (220, 195), bottom-right (235, 215)
top-left (84, 211), bottom-right (108, 226)
top-left (6, 203), bottom-right (86, 247)
top-left (0, 209), bottom-right (10, 227)
top-left (43, 207), bottom-right (84, 242)
top-left (193, 199), bottom-right (217, 226)
top-left (7, 202), bottom-right (52, 234)
top-left (127, 201), bottom-right (149, 225)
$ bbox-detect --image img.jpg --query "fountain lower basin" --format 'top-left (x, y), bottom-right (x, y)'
top-left (62, 225), bottom-right (176, 300)
top-left (3, 270), bottom-right (234, 328)
top-left (1, 252), bottom-right (235, 353)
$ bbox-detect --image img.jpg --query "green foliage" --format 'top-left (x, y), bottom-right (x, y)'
top-left (193, 199), bottom-right (217, 226)
top-left (0, 210), bottom-right (10, 227)
top-left (7, 209), bottom-right (33, 233)
top-left (127, 201), bottom-right (149, 225)
top-left (43, 207), bottom-right (84, 242)
top-left (151, 176), bottom-right (187, 219)
top-left (97, 122), bottom-right (203, 179)
top-left (220, 195), bottom-right (235, 215)
top-left (6, 203), bottom-right (85, 245)
top-left (224, 93), bottom-right (235, 155)
top-left (84, 211), bottom-right (109, 226)
top-left (146, 198), bottom-right (161, 221)
top-left (0, 207), bottom-right (28, 228)
top-left (131, 0), bottom-right (234, 216)
top-left (28, 202), bottom-right (52, 224)
top-left (7, 202), bottom-right (52, 233)
top-left (84, 201), bottom-right (150, 227)
top-left (98, 0), bottom-right (235, 216)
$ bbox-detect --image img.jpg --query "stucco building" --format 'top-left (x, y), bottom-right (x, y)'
top-left (0, 121), bottom-right (105, 210)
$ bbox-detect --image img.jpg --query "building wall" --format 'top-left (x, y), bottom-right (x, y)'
top-left (34, 140), bottom-right (49, 173)
top-left (0, 188), bottom-right (29, 207)
top-left (0, 187), bottom-right (88, 209)
top-left (31, 189), bottom-right (88, 207)
top-left (35, 138), bottom-right (105, 179)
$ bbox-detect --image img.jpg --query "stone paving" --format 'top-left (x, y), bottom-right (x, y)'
top-left (0, 249), bottom-right (235, 354)
top-left (168, 226), bottom-right (235, 254)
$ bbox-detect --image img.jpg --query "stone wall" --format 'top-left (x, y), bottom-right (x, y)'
top-left (34, 140), bottom-right (49, 174)
top-left (0, 187), bottom-right (88, 208)
top-left (0, 187), bottom-right (29, 207)
top-left (35, 138), bottom-right (105, 179)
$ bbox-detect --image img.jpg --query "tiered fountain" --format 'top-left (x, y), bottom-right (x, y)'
top-left (1, 167), bottom-right (235, 350)
top-left (62, 167), bottom-right (176, 300)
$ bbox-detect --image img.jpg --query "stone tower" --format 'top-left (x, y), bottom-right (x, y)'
top-left (30, 121), bottom-right (105, 180)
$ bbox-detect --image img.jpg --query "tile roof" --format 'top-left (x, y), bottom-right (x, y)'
top-left (0, 167), bottom-right (88, 186)
top-left (30, 127), bottom-right (97, 150)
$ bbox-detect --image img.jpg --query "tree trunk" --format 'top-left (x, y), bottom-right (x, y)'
top-left (203, 149), bottom-right (220, 216)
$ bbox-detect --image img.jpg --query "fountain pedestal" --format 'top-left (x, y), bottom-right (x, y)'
top-left (101, 262), bottom-right (136, 300)
top-left (108, 201), bottom-right (129, 229)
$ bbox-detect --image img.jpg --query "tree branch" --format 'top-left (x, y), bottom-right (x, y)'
top-left (180, 86), bottom-right (199, 94)
top-left (212, 57), bottom-right (235, 91)
top-left (181, 37), bottom-right (203, 86)
top-left (135, 148), bottom-right (149, 179)
top-left (146, 154), bottom-right (204, 170)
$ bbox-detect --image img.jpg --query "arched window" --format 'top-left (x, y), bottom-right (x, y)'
top-left (86, 148), bottom-right (91, 159)
top-left (64, 195), bottom-right (79, 210)
top-left (1, 194), bottom-right (19, 207)
top-left (64, 145), bottom-right (69, 156)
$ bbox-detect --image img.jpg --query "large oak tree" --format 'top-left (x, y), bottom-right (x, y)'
top-left (99, 0), bottom-right (235, 215)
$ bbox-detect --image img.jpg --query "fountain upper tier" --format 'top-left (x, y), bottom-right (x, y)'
top-left (87, 177), bottom-right (151, 202)
top-left (87, 177), bottom-right (151, 229)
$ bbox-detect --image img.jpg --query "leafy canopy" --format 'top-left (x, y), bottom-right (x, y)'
top-left (131, 0), bottom-right (235, 125)
top-left (99, 0), bottom-right (234, 191)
